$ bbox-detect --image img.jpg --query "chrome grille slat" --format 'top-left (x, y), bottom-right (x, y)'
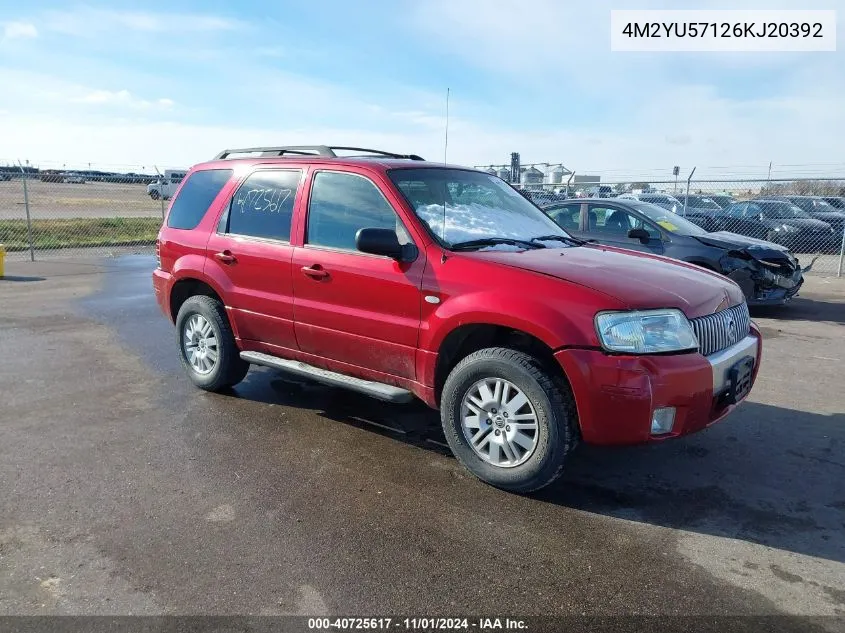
top-left (690, 303), bottom-right (750, 357)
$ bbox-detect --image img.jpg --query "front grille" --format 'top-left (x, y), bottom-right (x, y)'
top-left (690, 303), bottom-right (750, 357)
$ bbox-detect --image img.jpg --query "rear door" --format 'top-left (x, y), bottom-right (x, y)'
top-left (584, 203), bottom-right (665, 255)
top-left (291, 169), bottom-right (425, 380)
top-left (205, 168), bottom-right (304, 352)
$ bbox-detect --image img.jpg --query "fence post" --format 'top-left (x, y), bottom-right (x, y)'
top-left (154, 165), bottom-right (166, 219)
top-left (18, 162), bottom-right (35, 262)
top-left (682, 167), bottom-right (696, 217)
top-left (837, 226), bottom-right (844, 278)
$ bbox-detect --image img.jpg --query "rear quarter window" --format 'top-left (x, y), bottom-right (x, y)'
top-left (166, 169), bottom-right (233, 230)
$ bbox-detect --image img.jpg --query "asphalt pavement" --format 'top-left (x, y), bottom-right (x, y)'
top-left (0, 256), bottom-right (843, 627)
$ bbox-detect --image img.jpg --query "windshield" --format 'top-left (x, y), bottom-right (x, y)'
top-left (388, 168), bottom-right (570, 248)
top-left (759, 202), bottom-right (811, 219)
top-left (709, 196), bottom-right (735, 208)
top-left (684, 196), bottom-right (722, 210)
top-left (630, 202), bottom-right (708, 236)
top-left (640, 195), bottom-right (680, 207)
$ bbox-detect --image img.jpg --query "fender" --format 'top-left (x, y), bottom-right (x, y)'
top-left (420, 289), bottom-right (597, 353)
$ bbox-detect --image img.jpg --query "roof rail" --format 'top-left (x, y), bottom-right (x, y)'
top-left (214, 145), bottom-right (426, 161)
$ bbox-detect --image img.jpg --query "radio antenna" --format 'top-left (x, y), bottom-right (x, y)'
top-left (444, 88), bottom-right (450, 164)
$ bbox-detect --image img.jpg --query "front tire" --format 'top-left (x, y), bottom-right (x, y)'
top-left (150, 190), bottom-right (160, 200)
top-left (440, 347), bottom-right (578, 493)
top-left (175, 296), bottom-right (249, 391)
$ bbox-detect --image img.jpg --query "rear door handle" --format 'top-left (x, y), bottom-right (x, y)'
top-left (214, 250), bottom-right (237, 265)
top-left (301, 265), bottom-right (329, 280)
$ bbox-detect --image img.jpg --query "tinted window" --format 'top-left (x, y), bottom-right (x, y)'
top-left (167, 169), bottom-right (232, 230)
top-left (307, 171), bottom-right (410, 251)
top-left (225, 170), bottom-right (301, 241)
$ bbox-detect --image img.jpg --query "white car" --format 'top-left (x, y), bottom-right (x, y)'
top-left (63, 173), bottom-right (86, 184)
top-left (147, 170), bottom-right (187, 200)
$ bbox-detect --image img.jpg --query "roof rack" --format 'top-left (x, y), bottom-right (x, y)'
top-left (214, 145), bottom-right (426, 161)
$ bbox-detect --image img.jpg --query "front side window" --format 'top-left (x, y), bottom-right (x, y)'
top-left (307, 171), bottom-right (411, 251)
top-left (545, 204), bottom-right (582, 232)
top-left (586, 205), bottom-right (659, 238)
top-left (388, 168), bottom-right (568, 247)
top-left (224, 170), bottom-right (301, 241)
top-left (167, 169), bottom-right (233, 230)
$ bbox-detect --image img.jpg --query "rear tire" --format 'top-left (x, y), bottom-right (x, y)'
top-left (175, 296), bottom-right (249, 391)
top-left (440, 347), bottom-right (578, 493)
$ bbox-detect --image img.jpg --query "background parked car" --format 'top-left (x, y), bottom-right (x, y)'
top-left (722, 200), bottom-right (835, 252)
top-left (769, 195), bottom-right (845, 237)
top-left (542, 198), bottom-right (806, 306)
top-left (62, 172), bottom-right (86, 184)
top-left (617, 192), bottom-right (683, 214)
top-left (821, 196), bottom-right (845, 210)
top-left (707, 194), bottom-right (737, 210)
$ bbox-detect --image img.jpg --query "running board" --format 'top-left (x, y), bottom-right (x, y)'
top-left (240, 351), bottom-right (414, 403)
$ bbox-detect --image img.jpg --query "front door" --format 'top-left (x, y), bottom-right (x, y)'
top-left (584, 203), bottom-right (665, 255)
top-left (291, 170), bottom-right (425, 380)
top-left (205, 168), bottom-right (304, 351)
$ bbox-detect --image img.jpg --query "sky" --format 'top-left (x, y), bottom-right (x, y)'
top-left (1, 0), bottom-right (844, 180)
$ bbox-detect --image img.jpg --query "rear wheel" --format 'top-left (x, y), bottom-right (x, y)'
top-left (440, 347), bottom-right (578, 493)
top-left (175, 296), bottom-right (249, 391)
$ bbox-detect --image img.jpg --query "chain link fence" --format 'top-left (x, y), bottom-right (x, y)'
top-left (512, 178), bottom-right (845, 276)
top-left (2, 164), bottom-right (844, 276)
top-left (0, 167), bottom-right (167, 261)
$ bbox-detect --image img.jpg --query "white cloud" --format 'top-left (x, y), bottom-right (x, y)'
top-left (2, 21), bottom-right (38, 39)
top-left (72, 89), bottom-right (175, 110)
top-left (42, 7), bottom-right (242, 37)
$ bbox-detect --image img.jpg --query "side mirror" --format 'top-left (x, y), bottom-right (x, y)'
top-left (758, 213), bottom-right (766, 221)
top-left (627, 227), bottom-right (651, 243)
top-left (356, 227), bottom-right (414, 261)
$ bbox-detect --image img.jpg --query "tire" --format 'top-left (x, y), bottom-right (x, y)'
top-left (150, 190), bottom-right (160, 200)
top-left (440, 347), bottom-right (578, 493)
top-left (175, 295), bottom-right (249, 391)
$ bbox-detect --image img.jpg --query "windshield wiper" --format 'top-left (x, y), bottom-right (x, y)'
top-left (450, 237), bottom-right (546, 251)
top-left (529, 234), bottom-right (590, 246)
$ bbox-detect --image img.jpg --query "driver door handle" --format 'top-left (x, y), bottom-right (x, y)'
top-left (301, 264), bottom-right (329, 280)
top-left (214, 250), bottom-right (237, 265)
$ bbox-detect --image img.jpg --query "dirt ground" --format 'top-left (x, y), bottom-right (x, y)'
top-left (0, 180), bottom-right (164, 220)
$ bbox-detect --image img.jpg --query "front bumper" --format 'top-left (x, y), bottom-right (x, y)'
top-left (555, 329), bottom-right (762, 445)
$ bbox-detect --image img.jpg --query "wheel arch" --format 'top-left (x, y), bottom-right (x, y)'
top-left (432, 323), bottom-right (575, 411)
top-left (169, 278), bottom-right (224, 323)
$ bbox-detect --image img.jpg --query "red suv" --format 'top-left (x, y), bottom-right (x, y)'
top-left (153, 146), bottom-right (762, 492)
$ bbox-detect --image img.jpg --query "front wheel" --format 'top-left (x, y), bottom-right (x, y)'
top-left (175, 296), bottom-right (249, 391)
top-left (440, 347), bottom-right (578, 493)
top-left (149, 190), bottom-right (160, 200)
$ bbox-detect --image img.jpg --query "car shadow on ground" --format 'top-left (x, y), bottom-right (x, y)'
top-left (224, 371), bottom-right (845, 565)
top-left (751, 296), bottom-right (845, 325)
top-left (0, 275), bottom-right (46, 282)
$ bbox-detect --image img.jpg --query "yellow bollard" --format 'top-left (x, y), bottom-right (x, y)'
top-left (0, 244), bottom-right (5, 278)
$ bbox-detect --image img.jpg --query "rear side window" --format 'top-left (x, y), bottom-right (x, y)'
top-left (223, 170), bottom-right (301, 241)
top-left (167, 169), bottom-right (232, 230)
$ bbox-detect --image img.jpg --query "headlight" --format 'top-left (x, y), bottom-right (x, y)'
top-left (595, 309), bottom-right (698, 354)
top-left (776, 224), bottom-right (800, 233)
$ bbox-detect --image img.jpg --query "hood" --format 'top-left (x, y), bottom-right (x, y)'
top-left (472, 244), bottom-right (744, 318)
top-left (694, 231), bottom-right (790, 253)
top-left (806, 211), bottom-right (845, 223)
top-left (770, 217), bottom-right (832, 231)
